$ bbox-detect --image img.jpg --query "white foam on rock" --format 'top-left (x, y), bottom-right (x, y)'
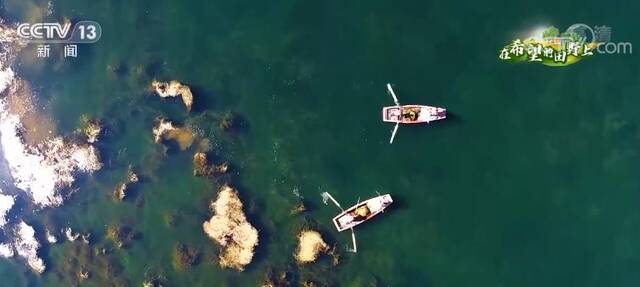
top-left (0, 20), bottom-right (62, 274)
top-left (0, 193), bottom-right (15, 227)
top-left (0, 243), bottom-right (13, 258)
top-left (64, 227), bottom-right (79, 242)
top-left (0, 101), bottom-right (103, 207)
top-left (0, 18), bottom-right (103, 274)
top-left (45, 229), bottom-right (57, 244)
top-left (14, 222), bottom-right (45, 273)
top-left (0, 67), bottom-right (14, 94)
top-left (152, 118), bottom-right (176, 143)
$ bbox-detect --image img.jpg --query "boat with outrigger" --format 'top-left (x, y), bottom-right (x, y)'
top-left (384, 83), bottom-right (446, 143)
top-left (322, 192), bottom-right (393, 252)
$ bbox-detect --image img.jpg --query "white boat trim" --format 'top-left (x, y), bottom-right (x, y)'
top-left (332, 194), bottom-right (393, 232)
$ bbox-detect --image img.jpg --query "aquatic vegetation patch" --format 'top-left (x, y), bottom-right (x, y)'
top-left (193, 152), bottom-right (229, 177)
top-left (289, 202), bottom-right (306, 216)
top-left (295, 230), bottom-right (328, 264)
top-left (172, 243), bottom-right (199, 270)
top-left (260, 267), bottom-right (295, 287)
top-left (113, 166), bottom-right (140, 201)
top-left (203, 184), bottom-right (259, 271)
top-left (106, 224), bottom-right (139, 249)
top-left (152, 117), bottom-right (195, 150)
top-left (218, 111), bottom-right (237, 132)
top-left (78, 114), bottom-right (103, 143)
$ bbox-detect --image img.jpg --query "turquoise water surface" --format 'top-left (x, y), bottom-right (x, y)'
top-left (1, 0), bottom-right (640, 286)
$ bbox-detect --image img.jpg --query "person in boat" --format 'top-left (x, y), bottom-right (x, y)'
top-left (352, 205), bottom-right (371, 221)
top-left (403, 109), bottom-right (419, 121)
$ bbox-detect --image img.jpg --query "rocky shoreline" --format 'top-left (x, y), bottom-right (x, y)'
top-left (0, 21), bottom-right (103, 274)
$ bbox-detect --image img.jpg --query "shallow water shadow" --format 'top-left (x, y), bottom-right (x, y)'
top-left (143, 59), bottom-right (166, 79)
top-left (386, 193), bottom-right (407, 213)
top-left (189, 85), bottom-right (217, 113)
top-left (229, 113), bottom-right (251, 134)
top-left (238, 187), bottom-right (272, 273)
top-left (440, 111), bottom-right (463, 127)
top-left (0, 9), bottom-right (20, 24)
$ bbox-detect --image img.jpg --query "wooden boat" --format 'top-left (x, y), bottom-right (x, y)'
top-left (332, 194), bottom-right (393, 232)
top-left (384, 83), bottom-right (447, 143)
top-left (382, 105), bottom-right (447, 124)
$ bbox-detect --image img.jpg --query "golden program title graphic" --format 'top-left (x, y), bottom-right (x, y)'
top-left (499, 24), bottom-right (613, 67)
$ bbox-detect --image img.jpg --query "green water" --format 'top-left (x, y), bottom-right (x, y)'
top-left (2, 0), bottom-right (640, 286)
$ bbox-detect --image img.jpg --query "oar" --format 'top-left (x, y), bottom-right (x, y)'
top-left (321, 192), bottom-right (343, 211)
top-left (324, 192), bottom-right (359, 253)
top-left (349, 228), bottom-right (358, 253)
top-left (387, 83), bottom-right (401, 144)
top-left (347, 197), bottom-right (362, 253)
top-left (389, 122), bottom-right (399, 144)
top-left (387, 83), bottom-right (400, 106)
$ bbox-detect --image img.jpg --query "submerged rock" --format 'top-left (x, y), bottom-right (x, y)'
top-left (152, 118), bottom-right (175, 143)
top-left (289, 202), bottom-right (306, 216)
top-left (203, 185), bottom-right (259, 271)
top-left (0, 243), bottom-right (13, 258)
top-left (81, 233), bottom-right (91, 245)
top-left (0, 194), bottom-right (15, 228)
top-left (2, 78), bottom-right (57, 145)
top-left (79, 115), bottom-right (102, 143)
top-left (114, 183), bottom-right (127, 201)
top-left (193, 152), bottom-right (229, 177)
top-left (152, 118), bottom-right (195, 150)
top-left (14, 222), bottom-right (46, 273)
top-left (106, 224), bottom-right (138, 249)
top-left (45, 229), bottom-right (57, 244)
top-left (106, 61), bottom-right (128, 78)
top-left (0, 101), bottom-right (103, 207)
top-left (0, 20), bottom-right (99, 275)
top-left (150, 80), bottom-right (194, 112)
top-left (78, 267), bottom-right (91, 281)
top-left (218, 111), bottom-right (236, 132)
top-left (64, 227), bottom-right (80, 242)
top-left (0, 70), bottom-right (102, 207)
top-left (114, 167), bottom-right (139, 201)
top-left (261, 268), bottom-right (294, 287)
top-left (172, 243), bottom-right (199, 270)
top-left (192, 152), bottom-right (208, 176)
top-left (143, 278), bottom-right (166, 287)
top-left (295, 230), bottom-right (328, 264)
top-left (163, 211), bottom-right (180, 227)
top-left (63, 227), bottom-right (90, 244)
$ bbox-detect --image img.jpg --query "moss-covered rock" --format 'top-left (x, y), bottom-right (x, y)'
top-left (172, 243), bottom-right (199, 270)
top-left (203, 185), bottom-right (259, 271)
top-left (218, 111), bottom-right (236, 132)
top-left (106, 224), bottom-right (138, 249)
top-left (79, 114), bottom-right (102, 143)
top-left (289, 202), bottom-right (306, 216)
top-left (152, 118), bottom-right (195, 150)
top-left (193, 152), bottom-right (229, 177)
top-left (295, 230), bottom-right (328, 264)
top-left (113, 166), bottom-right (139, 201)
top-left (150, 80), bottom-right (194, 112)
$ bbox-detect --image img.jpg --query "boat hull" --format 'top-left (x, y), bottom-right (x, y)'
top-left (382, 105), bottom-right (446, 124)
top-left (332, 194), bottom-right (393, 232)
